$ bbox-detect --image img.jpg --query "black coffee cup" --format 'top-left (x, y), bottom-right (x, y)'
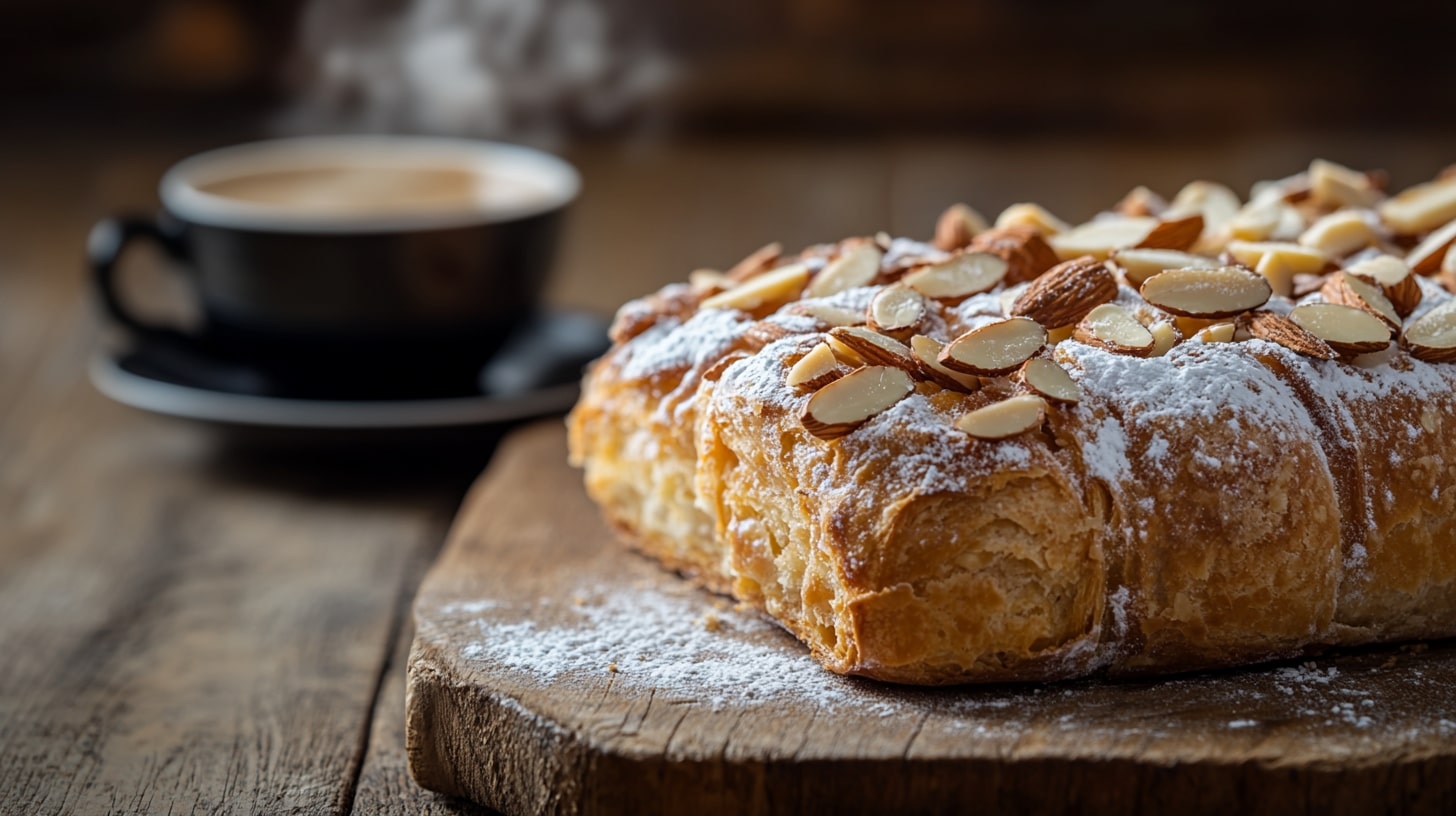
top-left (88, 136), bottom-right (580, 400)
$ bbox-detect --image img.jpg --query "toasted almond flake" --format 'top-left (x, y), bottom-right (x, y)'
top-left (1254, 252), bottom-right (1298, 298)
top-left (1114, 185), bottom-right (1168, 217)
top-left (956, 394), bottom-right (1047, 440)
top-left (800, 366), bottom-right (914, 440)
top-left (1149, 321), bottom-right (1181, 357)
top-left (1226, 240), bottom-right (1332, 274)
top-left (1249, 172), bottom-right (1311, 207)
top-left (688, 268), bottom-right (731, 294)
top-left (786, 301), bottom-right (867, 328)
top-left (1109, 248), bottom-right (1221, 287)
top-left (827, 326), bottom-right (919, 372)
top-left (1321, 271), bottom-right (1400, 329)
top-left (1227, 200), bottom-right (1282, 241)
top-left (700, 263), bottom-right (810, 313)
top-left (1347, 254), bottom-right (1422, 318)
top-left (909, 334), bottom-right (981, 391)
top-left (1018, 358), bottom-right (1081, 403)
top-left (825, 335), bottom-right (864, 366)
top-left (787, 343), bottom-right (846, 390)
top-left (1309, 159), bottom-right (1382, 209)
top-left (971, 226), bottom-right (1062, 284)
top-left (867, 285), bottom-right (928, 339)
top-left (1289, 302), bottom-right (1392, 356)
top-left (1175, 315), bottom-right (1216, 337)
top-left (903, 251), bottom-right (1008, 302)
top-left (1380, 178), bottom-right (1456, 234)
top-left (1009, 257), bottom-right (1118, 329)
top-left (725, 242), bottom-right (783, 282)
top-left (1405, 218), bottom-right (1456, 275)
top-left (805, 242), bottom-right (883, 298)
top-left (1139, 265), bottom-right (1272, 318)
top-left (995, 203), bottom-right (1072, 236)
top-left (1167, 180), bottom-right (1242, 251)
top-left (1048, 216), bottom-right (1157, 260)
top-left (1073, 303), bottom-right (1156, 356)
top-left (933, 203), bottom-right (989, 251)
top-left (1299, 209), bottom-right (1384, 257)
top-left (1193, 322), bottom-right (1237, 343)
top-left (1238, 310), bottom-right (1337, 359)
top-left (743, 321), bottom-right (796, 348)
top-left (1402, 299), bottom-right (1456, 363)
top-left (1137, 214), bottom-right (1204, 251)
top-left (940, 317), bottom-right (1048, 376)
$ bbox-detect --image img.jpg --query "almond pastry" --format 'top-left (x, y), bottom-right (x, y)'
top-left (568, 159), bottom-right (1456, 684)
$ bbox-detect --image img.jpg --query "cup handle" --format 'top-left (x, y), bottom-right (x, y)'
top-left (88, 215), bottom-right (196, 346)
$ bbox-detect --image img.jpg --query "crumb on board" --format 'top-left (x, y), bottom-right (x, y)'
top-left (700, 612), bottom-right (722, 632)
top-left (608, 662), bottom-right (618, 673)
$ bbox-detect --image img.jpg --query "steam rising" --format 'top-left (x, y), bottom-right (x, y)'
top-left (286, 0), bottom-right (674, 142)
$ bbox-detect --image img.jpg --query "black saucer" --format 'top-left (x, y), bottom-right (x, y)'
top-left (90, 310), bottom-right (609, 435)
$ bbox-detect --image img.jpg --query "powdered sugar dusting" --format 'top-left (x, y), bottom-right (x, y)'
top-left (619, 307), bottom-right (749, 382)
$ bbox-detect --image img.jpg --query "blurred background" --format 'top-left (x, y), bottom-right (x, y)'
top-left (4, 0), bottom-right (1456, 313)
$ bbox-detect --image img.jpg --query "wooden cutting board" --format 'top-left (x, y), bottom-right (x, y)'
top-left (407, 421), bottom-right (1456, 815)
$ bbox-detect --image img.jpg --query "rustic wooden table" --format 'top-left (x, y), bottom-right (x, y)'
top-left (1, 128), bottom-right (1451, 814)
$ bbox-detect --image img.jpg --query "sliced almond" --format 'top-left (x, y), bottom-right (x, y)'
top-left (827, 326), bottom-right (919, 372)
top-left (1193, 322), bottom-right (1236, 343)
top-left (1139, 265), bottom-right (1272, 318)
top-left (725, 242), bottom-right (783, 282)
top-left (787, 300), bottom-right (867, 328)
top-left (903, 251), bottom-right (1009, 303)
top-left (1167, 180), bottom-right (1242, 251)
top-left (700, 263), bottom-right (811, 314)
top-left (689, 268), bottom-right (731, 294)
top-left (825, 335), bottom-right (863, 366)
top-left (1229, 198), bottom-right (1309, 243)
top-left (1109, 248), bottom-right (1221, 287)
top-left (1289, 303), bottom-right (1392, 356)
top-left (1347, 254), bottom-right (1422, 318)
top-left (1137, 214), bottom-right (1204, 251)
top-left (1048, 216), bottom-right (1157, 261)
top-left (800, 366), bottom-right (914, 440)
top-left (909, 334), bottom-right (981, 391)
top-left (971, 226), bottom-right (1062, 284)
top-left (1148, 321), bottom-right (1181, 357)
top-left (1380, 178), bottom-right (1456, 234)
top-left (1018, 358), bottom-right (1081, 403)
top-left (805, 242), bottom-right (884, 298)
top-left (1254, 252), bottom-right (1298, 298)
top-left (933, 203), bottom-right (989, 251)
top-left (867, 285), bottom-right (928, 339)
top-left (1402, 299), bottom-right (1456, 363)
top-left (995, 203), bottom-right (1072, 236)
top-left (1073, 303), bottom-right (1156, 357)
top-left (1291, 272), bottom-right (1329, 299)
top-left (1114, 185), bottom-right (1167, 217)
top-left (1309, 159), bottom-right (1382, 209)
top-left (1299, 209), bottom-right (1384, 258)
top-left (1238, 310), bottom-right (1337, 360)
top-left (1226, 240), bottom-right (1332, 274)
top-left (1404, 218), bottom-right (1456, 275)
top-left (787, 343), bottom-right (846, 390)
top-left (940, 318), bottom-right (1048, 376)
top-left (956, 394), bottom-right (1048, 440)
top-left (1320, 271), bottom-right (1400, 330)
top-left (1008, 257), bottom-right (1118, 329)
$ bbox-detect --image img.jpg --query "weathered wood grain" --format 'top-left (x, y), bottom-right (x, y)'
top-left (408, 422), bottom-right (1456, 816)
top-left (0, 140), bottom-right (463, 815)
